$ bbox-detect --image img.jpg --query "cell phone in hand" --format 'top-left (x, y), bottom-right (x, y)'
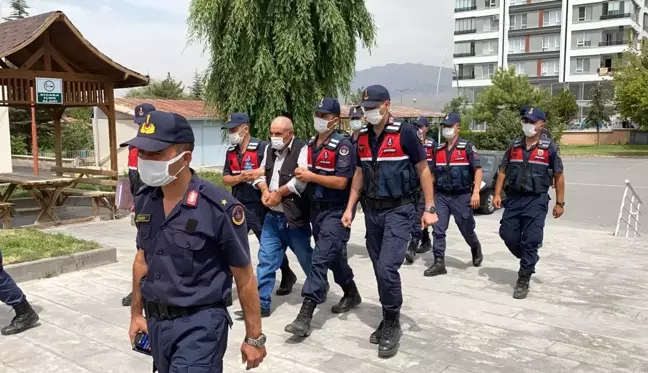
top-left (133, 332), bottom-right (152, 356)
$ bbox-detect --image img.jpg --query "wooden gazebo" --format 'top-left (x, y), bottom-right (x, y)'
top-left (0, 11), bottom-right (149, 176)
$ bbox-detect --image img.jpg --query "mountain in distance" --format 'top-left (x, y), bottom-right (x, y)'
top-left (347, 63), bottom-right (456, 111)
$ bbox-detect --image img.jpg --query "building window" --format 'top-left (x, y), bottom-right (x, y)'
top-left (483, 15), bottom-right (499, 32)
top-left (608, 1), bottom-right (621, 14)
top-left (542, 35), bottom-right (560, 51)
top-left (455, 18), bottom-right (476, 33)
top-left (455, 42), bottom-right (473, 55)
top-left (543, 10), bottom-right (561, 26)
top-left (509, 14), bottom-right (527, 30)
top-left (455, 0), bottom-right (473, 9)
top-left (482, 63), bottom-right (496, 79)
top-left (541, 60), bottom-right (559, 76)
top-left (576, 32), bottom-right (592, 47)
top-left (578, 6), bottom-right (592, 22)
top-left (482, 40), bottom-right (497, 55)
top-left (508, 37), bottom-right (525, 53)
top-left (509, 0), bottom-right (524, 5)
top-left (576, 58), bottom-right (591, 73)
top-left (509, 62), bottom-right (525, 75)
top-left (484, 0), bottom-right (496, 7)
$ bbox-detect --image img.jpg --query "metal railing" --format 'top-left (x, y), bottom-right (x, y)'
top-left (614, 180), bottom-right (643, 238)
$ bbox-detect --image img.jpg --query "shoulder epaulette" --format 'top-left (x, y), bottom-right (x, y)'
top-left (538, 138), bottom-right (552, 150)
top-left (246, 140), bottom-right (260, 151)
top-left (456, 139), bottom-right (468, 149)
top-left (198, 182), bottom-right (238, 212)
top-left (512, 137), bottom-right (524, 148)
top-left (437, 142), bottom-right (446, 150)
top-left (325, 133), bottom-right (343, 150)
top-left (359, 126), bottom-right (369, 134)
top-left (308, 136), bottom-right (316, 146)
top-left (385, 122), bottom-right (402, 134)
top-left (227, 145), bottom-right (236, 152)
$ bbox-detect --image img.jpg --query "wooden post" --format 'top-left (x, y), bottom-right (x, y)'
top-left (52, 107), bottom-right (64, 176)
top-left (30, 86), bottom-right (38, 175)
top-left (105, 83), bottom-right (118, 177)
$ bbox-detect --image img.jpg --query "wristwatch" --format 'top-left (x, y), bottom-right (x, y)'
top-left (425, 206), bottom-right (437, 214)
top-left (556, 201), bottom-right (565, 207)
top-left (244, 334), bottom-right (266, 348)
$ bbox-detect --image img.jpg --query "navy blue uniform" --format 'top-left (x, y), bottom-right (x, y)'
top-left (135, 173), bottom-right (250, 373)
top-left (0, 251), bottom-right (26, 308)
top-left (301, 132), bottom-right (356, 303)
top-left (432, 139), bottom-right (482, 257)
top-left (411, 138), bottom-right (437, 241)
top-left (499, 137), bottom-right (563, 272)
top-left (356, 118), bottom-right (426, 312)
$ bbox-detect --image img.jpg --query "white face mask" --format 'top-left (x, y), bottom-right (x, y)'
top-left (417, 128), bottom-right (427, 141)
top-left (271, 136), bottom-right (287, 150)
top-left (522, 121), bottom-right (537, 137)
top-left (138, 151), bottom-right (187, 187)
top-left (228, 130), bottom-right (243, 145)
top-left (364, 108), bottom-right (384, 125)
top-left (350, 119), bottom-right (363, 131)
top-left (314, 117), bottom-right (332, 134)
top-left (442, 127), bottom-right (456, 140)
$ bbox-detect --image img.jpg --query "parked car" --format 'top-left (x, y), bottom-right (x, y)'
top-left (475, 151), bottom-right (506, 215)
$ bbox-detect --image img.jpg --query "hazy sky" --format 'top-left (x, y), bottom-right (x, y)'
top-left (0, 0), bottom-right (454, 89)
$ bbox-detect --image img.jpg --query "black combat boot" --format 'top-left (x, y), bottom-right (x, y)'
top-left (513, 269), bottom-right (532, 299)
top-left (1, 301), bottom-right (39, 335)
top-left (369, 320), bottom-right (384, 344)
top-left (417, 230), bottom-right (432, 254)
top-left (471, 244), bottom-right (483, 267)
top-left (331, 282), bottom-right (362, 314)
top-left (276, 268), bottom-right (297, 296)
top-left (378, 311), bottom-right (402, 358)
top-left (404, 240), bottom-right (419, 264)
top-left (284, 299), bottom-right (316, 337)
top-left (122, 292), bottom-right (132, 307)
top-left (424, 257), bottom-right (447, 277)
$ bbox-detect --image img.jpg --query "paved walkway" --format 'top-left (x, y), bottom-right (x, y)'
top-left (1, 215), bottom-right (648, 373)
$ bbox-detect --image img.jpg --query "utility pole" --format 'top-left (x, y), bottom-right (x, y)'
top-left (393, 88), bottom-right (411, 106)
top-left (436, 48), bottom-right (447, 97)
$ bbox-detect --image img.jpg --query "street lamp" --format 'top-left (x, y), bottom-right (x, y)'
top-left (393, 88), bottom-right (411, 106)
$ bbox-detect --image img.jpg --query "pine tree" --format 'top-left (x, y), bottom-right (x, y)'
top-left (189, 71), bottom-right (204, 100)
top-left (125, 73), bottom-right (187, 99)
top-left (3, 0), bottom-right (30, 21)
top-left (188, 0), bottom-right (376, 139)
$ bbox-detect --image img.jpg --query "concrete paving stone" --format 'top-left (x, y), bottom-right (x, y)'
top-left (5, 348), bottom-right (91, 373)
top-left (548, 328), bottom-right (648, 363)
top-left (546, 341), bottom-right (640, 372)
top-left (75, 349), bottom-right (153, 373)
top-left (0, 335), bottom-right (41, 364)
top-left (0, 363), bottom-right (21, 373)
top-left (17, 321), bottom-right (111, 361)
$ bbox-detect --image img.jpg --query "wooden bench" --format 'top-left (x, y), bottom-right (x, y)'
top-left (0, 201), bottom-right (13, 228)
top-left (50, 167), bottom-right (118, 221)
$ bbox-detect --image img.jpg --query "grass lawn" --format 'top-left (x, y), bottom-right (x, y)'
top-left (0, 229), bottom-right (100, 265)
top-left (560, 145), bottom-right (648, 157)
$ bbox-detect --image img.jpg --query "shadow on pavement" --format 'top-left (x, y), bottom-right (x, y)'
top-left (478, 267), bottom-right (541, 290)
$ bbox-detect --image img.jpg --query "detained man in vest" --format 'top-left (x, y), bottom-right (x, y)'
top-left (341, 85), bottom-right (438, 358)
top-left (493, 107), bottom-right (565, 299)
top-left (424, 113), bottom-right (484, 276)
top-left (122, 103), bottom-right (156, 307)
top-left (405, 116), bottom-right (437, 263)
top-left (222, 113), bottom-right (297, 301)
top-left (249, 116), bottom-right (313, 317)
top-left (284, 98), bottom-right (361, 337)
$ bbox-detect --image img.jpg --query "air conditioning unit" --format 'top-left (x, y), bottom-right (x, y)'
top-left (598, 67), bottom-right (609, 76)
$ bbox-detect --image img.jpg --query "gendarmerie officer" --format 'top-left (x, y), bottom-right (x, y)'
top-left (222, 113), bottom-right (297, 299)
top-left (349, 105), bottom-right (364, 142)
top-left (284, 98), bottom-right (361, 337)
top-left (342, 85), bottom-right (438, 358)
top-left (493, 107), bottom-right (565, 299)
top-left (405, 116), bottom-right (436, 263)
top-left (123, 102), bottom-right (156, 308)
top-left (425, 112), bottom-right (483, 276)
top-left (124, 111), bottom-right (266, 372)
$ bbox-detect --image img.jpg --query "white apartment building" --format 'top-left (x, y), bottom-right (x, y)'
top-left (453, 0), bottom-right (648, 120)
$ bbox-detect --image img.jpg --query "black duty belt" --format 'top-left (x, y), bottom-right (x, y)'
top-left (312, 202), bottom-right (346, 210)
top-left (437, 188), bottom-right (472, 195)
top-left (144, 301), bottom-right (223, 321)
top-left (364, 197), bottom-right (412, 211)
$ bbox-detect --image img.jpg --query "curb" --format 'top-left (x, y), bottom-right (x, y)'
top-left (4, 247), bottom-right (117, 283)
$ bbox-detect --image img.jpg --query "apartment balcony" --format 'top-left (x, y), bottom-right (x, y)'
top-left (509, 25), bottom-right (561, 37)
top-left (598, 40), bottom-right (627, 46)
top-left (508, 49), bottom-right (560, 61)
top-left (455, 5), bottom-right (477, 12)
top-left (453, 73), bottom-right (476, 80)
top-left (509, 0), bottom-right (562, 13)
top-left (453, 51), bottom-right (476, 57)
top-left (454, 29), bottom-right (477, 35)
top-left (600, 13), bottom-right (631, 21)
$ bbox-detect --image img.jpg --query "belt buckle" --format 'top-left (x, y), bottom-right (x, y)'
top-left (157, 304), bottom-right (170, 319)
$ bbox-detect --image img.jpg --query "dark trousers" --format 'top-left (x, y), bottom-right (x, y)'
top-left (0, 250), bottom-right (26, 308)
top-left (499, 194), bottom-right (549, 272)
top-left (148, 307), bottom-right (231, 373)
top-left (302, 207), bottom-right (354, 304)
top-left (365, 203), bottom-right (415, 312)
top-left (432, 193), bottom-right (481, 258)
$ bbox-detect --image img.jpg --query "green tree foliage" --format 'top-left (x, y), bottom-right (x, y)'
top-left (476, 109), bottom-right (521, 151)
top-left (3, 0), bottom-right (29, 21)
top-left (10, 135), bottom-right (27, 155)
top-left (61, 122), bottom-right (94, 151)
top-left (126, 73), bottom-right (188, 99)
top-left (443, 96), bottom-right (468, 115)
top-left (586, 83), bottom-right (610, 145)
top-left (546, 89), bottom-right (578, 143)
top-left (613, 40), bottom-right (648, 129)
top-left (471, 67), bottom-right (549, 124)
top-left (188, 0), bottom-right (376, 140)
top-left (8, 108), bottom-right (54, 153)
top-left (64, 107), bottom-right (93, 123)
top-left (189, 70), bottom-right (205, 99)
top-left (345, 87), bottom-right (365, 105)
